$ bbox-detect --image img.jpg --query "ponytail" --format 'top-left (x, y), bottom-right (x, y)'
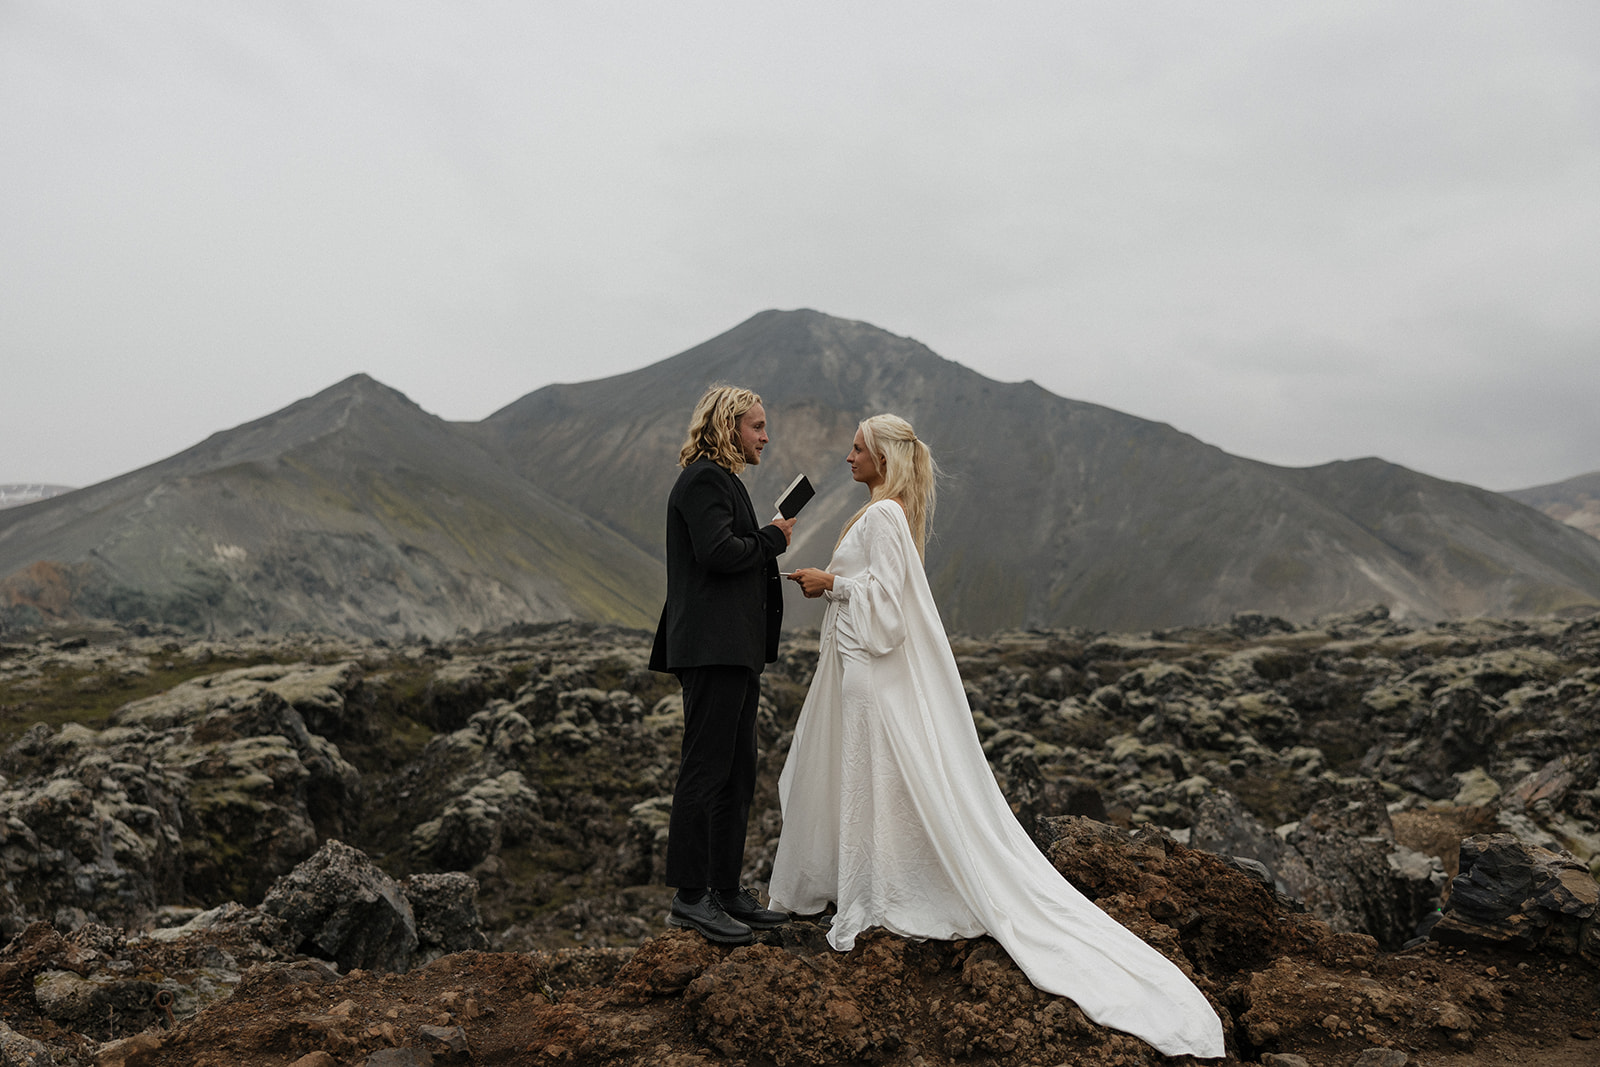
top-left (837, 414), bottom-right (937, 560)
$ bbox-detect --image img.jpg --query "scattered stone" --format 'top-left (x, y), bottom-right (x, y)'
top-left (288, 1053), bottom-right (339, 1067)
top-left (417, 1023), bottom-right (469, 1054)
top-left (364, 1049), bottom-right (434, 1067)
top-left (33, 969), bottom-right (161, 1038)
top-left (0, 1019), bottom-right (55, 1066)
top-left (92, 1033), bottom-right (163, 1067)
top-left (403, 873), bottom-right (488, 964)
top-left (260, 839), bottom-right (418, 973)
top-left (1353, 1049), bottom-right (1408, 1067)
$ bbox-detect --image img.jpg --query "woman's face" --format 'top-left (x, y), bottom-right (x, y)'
top-left (847, 428), bottom-right (883, 489)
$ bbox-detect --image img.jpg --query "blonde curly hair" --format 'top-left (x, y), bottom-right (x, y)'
top-left (678, 384), bottom-right (762, 472)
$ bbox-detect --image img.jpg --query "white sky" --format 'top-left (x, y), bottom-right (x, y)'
top-left (3, 1), bottom-right (1598, 492)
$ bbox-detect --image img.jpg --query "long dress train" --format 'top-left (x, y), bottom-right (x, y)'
top-left (768, 500), bottom-right (1225, 1060)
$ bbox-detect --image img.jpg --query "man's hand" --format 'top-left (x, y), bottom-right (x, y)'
top-left (772, 516), bottom-right (797, 546)
top-left (787, 567), bottom-right (833, 598)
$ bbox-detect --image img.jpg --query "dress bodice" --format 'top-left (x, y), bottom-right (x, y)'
top-left (822, 501), bottom-right (912, 661)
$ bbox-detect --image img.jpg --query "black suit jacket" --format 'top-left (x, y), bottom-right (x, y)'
top-left (649, 459), bottom-right (787, 674)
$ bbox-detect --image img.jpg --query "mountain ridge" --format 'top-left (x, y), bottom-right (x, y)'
top-left (5, 309), bottom-right (1599, 637)
top-left (0, 485), bottom-right (75, 511)
top-left (1505, 468), bottom-right (1600, 542)
top-left (0, 375), bottom-right (664, 638)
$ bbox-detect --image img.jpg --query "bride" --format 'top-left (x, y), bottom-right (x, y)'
top-left (773, 414), bottom-right (1226, 1061)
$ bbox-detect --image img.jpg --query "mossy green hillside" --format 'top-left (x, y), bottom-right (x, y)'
top-left (0, 647), bottom-right (293, 746)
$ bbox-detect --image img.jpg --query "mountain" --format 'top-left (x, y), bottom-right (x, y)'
top-left (6, 311), bottom-right (1599, 639)
top-left (0, 376), bottom-right (663, 638)
top-left (473, 309), bottom-right (1600, 633)
top-left (1504, 470), bottom-right (1600, 542)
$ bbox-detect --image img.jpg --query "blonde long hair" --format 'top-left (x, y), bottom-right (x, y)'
top-left (678, 384), bottom-right (761, 472)
top-left (839, 414), bottom-right (937, 560)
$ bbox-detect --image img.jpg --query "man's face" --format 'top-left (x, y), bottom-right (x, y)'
top-left (736, 402), bottom-right (768, 465)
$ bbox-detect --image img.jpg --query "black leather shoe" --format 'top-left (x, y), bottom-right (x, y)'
top-left (713, 887), bottom-right (790, 930)
top-left (669, 893), bottom-right (754, 944)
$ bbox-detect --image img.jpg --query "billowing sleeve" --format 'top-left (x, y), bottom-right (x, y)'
top-left (824, 506), bottom-right (909, 656)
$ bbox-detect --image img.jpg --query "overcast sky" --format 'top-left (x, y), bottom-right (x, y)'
top-left (4, 2), bottom-right (1597, 493)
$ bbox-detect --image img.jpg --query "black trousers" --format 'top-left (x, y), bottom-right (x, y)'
top-left (664, 665), bottom-right (759, 890)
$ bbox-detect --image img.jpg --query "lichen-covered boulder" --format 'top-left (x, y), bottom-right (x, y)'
top-left (33, 968), bottom-right (162, 1039)
top-left (0, 664), bottom-right (366, 932)
top-left (621, 796), bottom-right (673, 885)
top-left (0, 728), bottom-right (187, 931)
top-left (410, 771), bottom-right (538, 871)
top-left (112, 661), bottom-right (364, 735)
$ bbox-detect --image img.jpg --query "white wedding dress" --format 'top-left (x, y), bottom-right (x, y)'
top-left (768, 500), bottom-right (1226, 1060)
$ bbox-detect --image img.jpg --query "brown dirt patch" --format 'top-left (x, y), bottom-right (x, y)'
top-left (1392, 807), bottom-right (1500, 879)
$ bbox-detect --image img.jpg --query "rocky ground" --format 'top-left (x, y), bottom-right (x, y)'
top-left (0, 607), bottom-right (1597, 1065)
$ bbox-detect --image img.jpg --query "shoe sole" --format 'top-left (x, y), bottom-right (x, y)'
top-left (726, 915), bottom-right (788, 930)
top-left (668, 914), bottom-right (755, 944)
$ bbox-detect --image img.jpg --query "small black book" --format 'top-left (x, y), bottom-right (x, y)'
top-left (772, 474), bottom-right (815, 520)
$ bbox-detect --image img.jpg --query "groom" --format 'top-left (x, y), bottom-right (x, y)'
top-left (649, 384), bottom-right (796, 944)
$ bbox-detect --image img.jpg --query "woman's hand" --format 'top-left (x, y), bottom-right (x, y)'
top-left (787, 567), bottom-right (835, 598)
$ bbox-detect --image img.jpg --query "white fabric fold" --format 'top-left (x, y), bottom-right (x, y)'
top-left (770, 500), bottom-right (1226, 1060)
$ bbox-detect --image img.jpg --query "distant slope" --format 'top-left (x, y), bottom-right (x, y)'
top-left (1505, 470), bottom-right (1600, 542)
top-left (0, 376), bottom-right (663, 638)
top-left (473, 309), bottom-right (1600, 633)
top-left (0, 485), bottom-right (74, 510)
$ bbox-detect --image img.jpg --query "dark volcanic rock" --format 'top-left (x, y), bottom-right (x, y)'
top-left (1433, 833), bottom-right (1600, 961)
top-left (404, 872), bottom-right (490, 964)
top-left (1283, 783), bottom-right (1448, 948)
top-left (1189, 789), bottom-right (1315, 901)
top-left (0, 1020), bottom-right (52, 1066)
top-left (260, 839), bottom-right (419, 974)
